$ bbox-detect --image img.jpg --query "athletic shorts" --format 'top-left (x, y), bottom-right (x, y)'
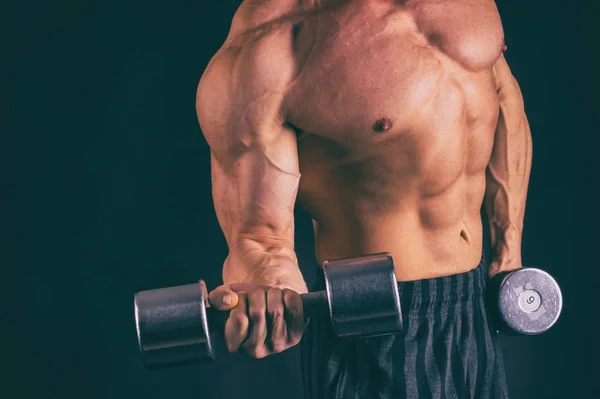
top-left (300, 254), bottom-right (509, 399)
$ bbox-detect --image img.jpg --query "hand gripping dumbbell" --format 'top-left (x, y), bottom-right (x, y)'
top-left (486, 267), bottom-right (563, 335)
top-left (134, 253), bottom-right (403, 369)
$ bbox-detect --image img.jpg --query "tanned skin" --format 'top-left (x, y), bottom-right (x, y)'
top-left (196, 0), bottom-right (532, 359)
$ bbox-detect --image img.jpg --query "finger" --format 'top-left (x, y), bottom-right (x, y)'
top-left (266, 287), bottom-right (287, 353)
top-left (242, 290), bottom-right (268, 358)
top-left (283, 289), bottom-right (305, 346)
top-left (224, 292), bottom-right (248, 353)
top-left (209, 285), bottom-right (239, 311)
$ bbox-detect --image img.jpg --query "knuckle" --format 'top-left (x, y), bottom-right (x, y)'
top-left (268, 303), bottom-right (284, 319)
top-left (271, 343), bottom-right (286, 354)
top-left (235, 292), bottom-right (248, 303)
top-left (229, 312), bottom-right (249, 329)
top-left (269, 326), bottom-right (284, 343)
top-left (270, 338), bottom-right (287, 353)
top-left (250, 350), bottom-right (266, 359)
top-left (243, 342), bottom-right (267, 359)
top-left (267, 287), bottom-right (283, 296)
top-left (282, 289), bottom-right (301, 306)
top-left (248, 308), bottom-right (265, 321)
top-left (287, 327), bottom-right (304, 344)
top-left (288, 333), bottom-right (303, 347)
top-left (226, 341), bottom-right (239, 353)
top-left (249, 290), bottom-right (265, 302)
top-left (248, 292), bottom-right (266, 320)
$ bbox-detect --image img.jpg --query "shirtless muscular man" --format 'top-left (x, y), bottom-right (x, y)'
top-left (197, 0), bottom-right (531, 397)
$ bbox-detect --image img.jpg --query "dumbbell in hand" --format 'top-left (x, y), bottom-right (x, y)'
top-left (486, 267), bottom-right (563, 335)
top-left (134, 253), bottom-right (403, 369)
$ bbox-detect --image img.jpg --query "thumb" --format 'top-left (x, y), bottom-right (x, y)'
top-left (208, 285), bottom-right (239, 310)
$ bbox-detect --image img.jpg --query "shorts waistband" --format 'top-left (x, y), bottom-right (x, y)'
top-left (397, 254), bottom-right (489, 318)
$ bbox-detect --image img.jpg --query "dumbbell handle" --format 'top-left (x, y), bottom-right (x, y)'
top-left (202, 287), bottom-right (329, 332)
top-left (300, 290), bottom-right (329, 315)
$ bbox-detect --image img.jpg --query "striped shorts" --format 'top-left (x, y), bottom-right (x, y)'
top-left (300, 255), bottom-right (509, 399)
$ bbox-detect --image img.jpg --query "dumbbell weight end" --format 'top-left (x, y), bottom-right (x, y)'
top-left (486, 268), bottom-right (563, 335)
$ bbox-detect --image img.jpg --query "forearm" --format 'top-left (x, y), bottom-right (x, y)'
top-left (210, 136), bottom-right (304, 286)
top-left (484, 70), bottom-right (532, 271)
top-left (212, 149), bottom-right (299, 244)
top-left (484, 161), bottom-right (530, 269)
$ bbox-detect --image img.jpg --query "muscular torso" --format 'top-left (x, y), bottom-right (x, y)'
top-left (285, 0), bottom-right (504, 280)
top-left (213, 0), bottom-right (506, 281)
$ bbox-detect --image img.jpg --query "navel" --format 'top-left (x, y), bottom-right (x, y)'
top-left (372, 117), bottom-right (393, 133)
top-left (460, 221), bottom-right (472, 244)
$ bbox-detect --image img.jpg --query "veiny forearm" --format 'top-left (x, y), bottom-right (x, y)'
top-left (484, 72), bottom-right (532, 270)
top-left (211, 147), bottom-right (299, 244)
top-left (210, 136), bottom-right (303, 283)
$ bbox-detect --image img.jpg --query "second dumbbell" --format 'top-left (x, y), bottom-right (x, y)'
top-left (487, 267), bottom-right (562, 335)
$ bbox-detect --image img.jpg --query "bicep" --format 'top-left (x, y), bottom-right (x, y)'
top-left (493, 54), bottom-right (526, 126)
top-left (486, 55), bottom-right (532, 190)
top-left (490, 55), bottom-right (531, 167)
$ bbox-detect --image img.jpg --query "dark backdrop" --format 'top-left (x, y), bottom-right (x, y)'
top-left (3, 1), bottom-right (598, 398)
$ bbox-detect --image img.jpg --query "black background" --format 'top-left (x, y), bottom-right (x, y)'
top-left (3, 1), bottom-right (599, 398)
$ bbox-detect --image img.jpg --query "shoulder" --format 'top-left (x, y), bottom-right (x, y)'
top-left (196, 1), bottom-right (302, 147)
top-left (230, 0), bottom-right (304, 35)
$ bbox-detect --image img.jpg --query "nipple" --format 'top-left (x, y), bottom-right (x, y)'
top-left (373, 118), bottom-right (393, 133)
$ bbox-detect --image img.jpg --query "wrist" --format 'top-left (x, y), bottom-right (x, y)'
top-left (489, 230), bottom-right (522, 274)
top-left (230, 234), bottom-right (296, 258)
top-left (488, 255), bottom-right (522, 277)
top-left (223, 238), bottom-right (306, 292)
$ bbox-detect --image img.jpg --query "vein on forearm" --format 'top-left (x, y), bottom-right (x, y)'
top-left (484, 71), bottom-right (532, 264)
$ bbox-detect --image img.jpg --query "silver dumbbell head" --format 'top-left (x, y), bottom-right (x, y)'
top-left (498, 268), bottom-right (563, 335)
top-left (323, 252), bottom-right (403, 338)
top-left (134, 281), bottom-right (214, 368)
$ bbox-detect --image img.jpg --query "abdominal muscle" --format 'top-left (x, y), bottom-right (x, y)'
top-left (298, 172), bottom-right (488, 282)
